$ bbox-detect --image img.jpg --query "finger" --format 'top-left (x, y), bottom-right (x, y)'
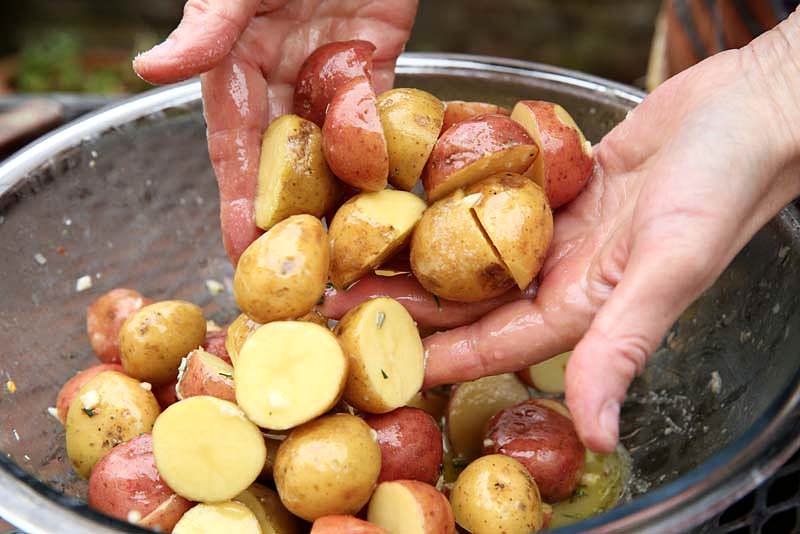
top-left (201, 56), bottom-right (268, 263)
top-left (133, 0), bottom-right (263, 84)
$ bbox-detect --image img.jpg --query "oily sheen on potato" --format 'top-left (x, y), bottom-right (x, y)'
top-left (235, 321), bottom-right (348, 429)
top-left (441, 100), bottom-right (510, 133)
top-left (367, 480), bottom-right (455, 534)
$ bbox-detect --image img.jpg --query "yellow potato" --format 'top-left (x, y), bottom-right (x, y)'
top-left (517, 351), bottom-right (571, 394)
top-left (450, 455), bottom-right (543, 534)
top-left (66, 371), bottom-right (160, 478)
top-left (119, 300), bottom-right (206, 385)
top-left (152, 396), bottom-right (266, 502)
top-left (236, 483), bottom-right (302, 534)
top-left (274, 414), bottom-right (380, 521)
top-left (173, 501), bottom-right (260, 534)
top-left (226, 313), bottom-right (262, 366)
top-left (367, 480), bottom-right (455, 534)
top-left (255, 114), bottom-right (339, 231)
top-left (329, 190), bottom-right (426, 288)
top-left (235, 322), bottom-right (347, 429)
top-left (466, 173), bottom-right (553, 290)
top-left (377, 88), bottom-right (444, 191)
top-left (337, 297), bottom-right (424, 413)
top-left (234, 214), bottom-right (329, 323)
top-left (410, 189), bottom-right (514, 302)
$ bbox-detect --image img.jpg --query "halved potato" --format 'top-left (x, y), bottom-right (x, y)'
top-left (377, 88), bottom-right (444, 191)
top-left (367, 480), bottom-right (455, 534)
top-left (152, 396), bottom-right (266, 502)
top-left (337, 298), bottom-right (424, 413)
top-left (517, 351), bottom-right (571, 393)
top-left (329, 190), bottom-right (426, 288)
top-left (173, 501), bottom-right (260, 534)
top-left (235, 322), bottom-right (348, 429)
top-left (176, 349), bottom-right (235, 402)
top-left (235, 483), bottom-right (302, 534)
top-left (255, 114), bottom-right (339, 231)
top-left (441, 101), bottom-right (510, 132)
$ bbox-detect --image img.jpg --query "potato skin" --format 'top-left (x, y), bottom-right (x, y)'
top-left (367, 480), bottom-right (455, 534)
top-left (274, 414), bottom-right (380, 521)
top-left (176, 349), bottom-right (235, 402)
top-left (202, 328), bottom-right (231, 364)
top-left (441, 101), bottom-right (510, 132)
top-left (153, 379), bottom-right (179, 410)
top-left (234, 214), bottom-right (329, 324)
top-left (66, 371), bottom-right (160, 478)
top-left (364, 408), bottom-right (443, 485)
top-left (56, 363), bottom-right (124, 423)
top-left (312, 515), bottom-right (386, 534)
top-left (225, 313), bottom-right (261, 366)
top-left (87, 288), bottom-right (151, 363)
top-left (483, 399), bottom-right (585, 502)
top-left (119, 300), bottom-right (206, 385)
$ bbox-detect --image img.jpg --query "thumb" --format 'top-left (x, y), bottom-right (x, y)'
top-left (133, 0), bottom-right (263, 84)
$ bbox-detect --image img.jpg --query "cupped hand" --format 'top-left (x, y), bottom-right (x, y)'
top-left (133, 0), bottom-right (418, 262)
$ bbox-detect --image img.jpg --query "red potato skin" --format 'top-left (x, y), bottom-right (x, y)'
top-left (364, 408), bottom-right (443, 485)
top-left (441, 101), bottom-right (510, 133)
top-left (202, 328), bottom-right (230, 364)
top-left (294, 40), bottom-right (376, 127)
top-left (87, 288), bottom-right (151, 363)
top-left (56, 363), bottom-right (125, 422)
top-left (153, 380), bottom-right (179, 410)
top-left (176, 350), bottom-right (235, 402)
top-left (322, 76), bottom-right (388, 191)
top-left (139, 494), bottom-right (194, 531)
top-left (392, 480), bottom-right (455, 534)
top-left (312, 515), bottom-right (387, 534)
top-left (483, 399), bottom-right (586, 503)
top-left (88, 434), bottom-right (191, 529)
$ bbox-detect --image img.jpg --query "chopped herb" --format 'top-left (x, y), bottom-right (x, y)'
top-left (569, 486), bottom-right (587, 502)
top-left (376, 312), bottom-right (386, 329)
top-left (380, 369), bottom-right (389, 379)
top-left (82, 407), bottom-right (96, 417)
top-left (433, 295), bottom-right (442, 311)
top-left (218, 372), bottom-right (233, 379)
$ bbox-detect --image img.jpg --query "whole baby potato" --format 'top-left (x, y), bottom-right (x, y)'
top-left (274, 413), bottom-right (380, 521)
top-left (233, 214), bottom-right (329, 324)
top-left (87, 288), bottom-right (151, 363)
top-left (56, 363), bottom-right (124, 423)
top-left (119, 300), bottom-right (206, 385)
top-left (66, 371), bottom-right (160, 478)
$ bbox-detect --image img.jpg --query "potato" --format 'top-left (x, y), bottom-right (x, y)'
top-left (236, 321), bottom-right (347, 429)
top-left (226, 313), bottom-right (262, 366)
top-left (294, 40), bottom-right (375, 127)
top-left (410, 189), bottom-right (515, 302)
top-left (255, 114), bottom-right (339, 231)
top-left (337, 298), bottom-right (424, 413)
top-left (510, 100), bottom-right (594, 208)
top-left (367, 480), bottom-right (455, 534)
top-left (119, 300), bottom-right (206, 385)
top-left (466, 173), bottom-right (553, 290)
top-left (405, 388), bottom-right (449, 422)
top-left (449, 454), bottom-right (543, 534)
top-left (483, 399), bottom-right (585, 502)
top-left (441, 101), bottom-right (510, 133)
top-left (153, 396), bottom-right (266, 502)
top-left (274, 414), bottom-right (380, 521)
top-left (365, 407), bottom-right (443, 485)
top-left (260, 433), bottom-right (284, 480)
top-left (176, 349), bottom-right (235, 402)
top-left (56, 363), bottom-right (124, 423)
top-left (233, 214), bottom-right (329, 324)
top-left (87, 288), bottom-right (151, 363)
top-left (88, 433), bottom-right (191, 531)
top-left (66, 371), bottom-right (160, 478)
top-left (517, 351), bottom-right (571, 393)
top-left (445, 373), bottom-right (529, 463)
top-left (235, 483), bottom-right (302, 534)
top-left (377, 88), bottom-right (444, 191)
top-left (422, 114), bottom-right (538, 201)
top-left (153, 379), bottom-right (179, 410)
top-left (312, 515), bottom-right (386, 534)
top-left (173, 501), bottom-right (260, 534)
top-left (329, 190), bottom-right (426, 288)
top-left (322, 76), bottom-right (389, 191)
top-left (203, 328), bottom-right (231, 363)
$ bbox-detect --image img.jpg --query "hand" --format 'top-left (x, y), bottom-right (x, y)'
top-left (423, 11), bottom-right (800, 452)
top-left (133, 0), bottom-right (418, 263)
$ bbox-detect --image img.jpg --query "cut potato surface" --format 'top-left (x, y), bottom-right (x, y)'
top-left (235, 322), bottom-right (347, 429)
top-left (329, 190), bottom-right (426, 288)
top-left (176, 349), bottom-right (235, 402)
top-left (367, 480), bottom-right (455, 534)
top-left (153, 396), bottom-right (266, 502)
top-left (337, 298), bottom-right (424, 413)
top-left (518, 351), bottom-right (571, 393)
top-left (235, 483), bottom-right (302, 534)
top-left (255, 114), bottom-right (338, 231)
top-left (173, 501), bottom-right (261, 534)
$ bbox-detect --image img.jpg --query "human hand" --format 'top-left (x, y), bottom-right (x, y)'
top-left (133, 0), bottom-right (418, 262)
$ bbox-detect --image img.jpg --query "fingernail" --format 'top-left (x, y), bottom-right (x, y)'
top-left (599, 399), bottom-right (620, 443)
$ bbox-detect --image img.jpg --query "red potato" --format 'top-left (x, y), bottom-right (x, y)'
top-left (322, 76), bottom-right (389, 191)
top-left (364, 407), bottom-right (443, 485)
top-left (312, 515), bottom-right (387, 534)
top-left (294, 40), bottom-right (375, 127)
top-left (55, 363), bottom-right (124, 422)
top-left (86, 288), bottom-right (151, 363)
top-left (153, 380), bottom-right (179, 410)
top-left (483, 399), bottom-right (586, 502)
top-left (202, 328), bottom-right (231, 364)
top-left (510, 100), bottom-right (594, 208)
top-left (176, 349), bottom-right (235, 402)
top-left (422, 114), bottom-right (538, 201)
top-left (88, 433), bottom-right (191, 531)
top-left (367, 480), bottom-right (455, 534)
top-left (441, 101), bottom-right (510, 133)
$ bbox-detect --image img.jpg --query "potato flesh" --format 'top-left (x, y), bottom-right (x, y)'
top-left (235, 322), bottom-right (347, 429)
top-left (153, 396), bottom-right (266, 502)
top-left (527, 351), bottom-right (571, 393)
top-left (236, 483), bottom-right (301, 534)
top-left (367, 482), bottom-right (426, 533)
top-left (173, 501), bottom-right (261, 534)
top-left (255, 114), bottom-right (337, 231)
top-left (511, 104), bottom-right (546, 186)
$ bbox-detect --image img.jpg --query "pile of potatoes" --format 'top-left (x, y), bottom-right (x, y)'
top-left (53, 40), bottom-right (626, 534)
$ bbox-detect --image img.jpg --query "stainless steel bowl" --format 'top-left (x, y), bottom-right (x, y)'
top-left (0, 54), bottom-right (798, 534)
